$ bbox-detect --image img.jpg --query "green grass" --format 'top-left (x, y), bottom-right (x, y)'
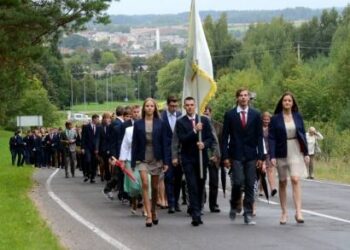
top-left (70, 100), bottom-right (166, 113)
top-left (0, 130), bottom-right (63, 250)
top-left (71, 101), bottom-right (143, 112)
top-left (314, 159), bottom-right (350, 184)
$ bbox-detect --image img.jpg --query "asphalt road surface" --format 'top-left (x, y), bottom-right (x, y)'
top-left (33, 168), bottom-right (350, 250)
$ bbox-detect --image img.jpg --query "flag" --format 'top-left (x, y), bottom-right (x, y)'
top-left (182, 0), bottom-right (217, 114)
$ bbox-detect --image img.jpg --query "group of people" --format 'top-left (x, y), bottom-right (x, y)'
top-left (9, 87), bottom-right (324, 228)
top-left (9, 124), bottom-right (85, 177)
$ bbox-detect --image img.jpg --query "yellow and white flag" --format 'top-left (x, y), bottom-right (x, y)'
top-left (182, 0), bottom-right (217, 114)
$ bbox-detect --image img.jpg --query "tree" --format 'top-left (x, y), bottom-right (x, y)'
top-left (91, 49), bottom-right (102, 64)
top-left (0, 0), bottom-right (114, 125)
top-left (161, 42), bottom-right (178, 62)
top-left (156, 59), bottom-right (185, 99)
top-left (143, 53), bottom-right (165, 97)
top-left (60, 34), bottom-right (90, 49)
top-left (100, 51), bottom-right (117, 67)
top-left (203, 13), bottom-right (242, 76)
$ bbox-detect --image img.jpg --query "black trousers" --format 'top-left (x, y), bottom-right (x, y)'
top-left (84, 150), bottom-right (97, 180)
top-left (15, 148), bottom-right (25, 166)
top-left (230, 160), bottom-right (257, 216)
top-left (183, 161), bottom-right (207, 221)
top-left (99, 151), bottom-right (111, 181)
top-left (165, 164), bottom-right (183, 208)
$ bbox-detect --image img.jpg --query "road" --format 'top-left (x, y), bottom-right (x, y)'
top-left (32, 168), bottom-right (350, 250)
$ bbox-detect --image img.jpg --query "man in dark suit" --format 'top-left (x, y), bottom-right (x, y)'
top-left (98, 113), bottom-right (116, 182)
top-left (161, 96), bottom-right (182, 214)
top-left (81, 114), bottom-right (100, 183)
top-left (14, 130), bottom-right (25, 166)
top-left (222, 88), bottom-right (264, 225)
top-left (176, 96), bottom-right (214, 226)
top-left (204, 106), bottom-right (222, 213)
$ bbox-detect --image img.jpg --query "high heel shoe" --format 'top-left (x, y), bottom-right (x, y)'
top-left (152, 213), bottom-right (159, 225)
top-left (145, 217), bottom-right (153, 227)
top-left (280, 214), bottom-right (288, 225)
top-left (295, 214), bottom-right (304, 224)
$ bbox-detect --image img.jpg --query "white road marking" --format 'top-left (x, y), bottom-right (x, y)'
top-left (46, 168), bottom-right (131, 250)
top-left (303, 178), bottom-right (350, 188)
top-left (217, 185), bottom-right (350, 224)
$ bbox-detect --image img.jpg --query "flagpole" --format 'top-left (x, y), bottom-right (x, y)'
top-left (192, 0), bottom-right (204, 179)
top-left (195, 61), bottom-right (204, 179)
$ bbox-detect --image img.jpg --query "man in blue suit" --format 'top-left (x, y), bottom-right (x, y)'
top-left (81, 114), bottom-right (100, 183)
top-left (176, 97), bottom-right (214, 226)
top-left (161, 96), bottom-right (183, 214)
top-left (222, 88), bottom-right (264, 225)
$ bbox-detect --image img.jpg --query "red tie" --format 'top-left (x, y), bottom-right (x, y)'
top-left (241, 111), bottom-right (246, 128)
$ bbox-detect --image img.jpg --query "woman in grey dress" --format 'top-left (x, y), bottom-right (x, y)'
top-left (269, 92), bottom-right (309, 225)
top-left (131, 98), bottom-right (168, 227)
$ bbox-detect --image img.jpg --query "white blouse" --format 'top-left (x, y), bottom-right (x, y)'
top-left (119, 126), bottom-right (134, 161)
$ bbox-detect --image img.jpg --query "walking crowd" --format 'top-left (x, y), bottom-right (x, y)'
top-left (9, 88), bottom-right (323, 227)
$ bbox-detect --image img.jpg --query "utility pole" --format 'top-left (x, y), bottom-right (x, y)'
top-left (70, 73), bottom-right (73, 109)
top-left (95, 77), bottom-right (97, 104)
top-left (297, 42), bottom-right (301, 64)
top-left (83, 74), bottom-right (87, 111)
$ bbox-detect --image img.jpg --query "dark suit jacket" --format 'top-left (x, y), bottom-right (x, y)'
top-left (268, 112), bottom-right (308, 159)
top-left (161, 110), bottom-right (182, 166)
top-left (176, 115), bottom-right (214, 165)
top-left (81, 123), bottom-right (100, 152)
top-left (131, 118), bottom-right (166, 168)
top-left (222, 107), bottom-right (264, 161)
top-left (120, 119), bottom-right (133, 142)
top-left (98, 124), bottom-right (116, 157)
top-left (112, 118), bottom-right (124, 158)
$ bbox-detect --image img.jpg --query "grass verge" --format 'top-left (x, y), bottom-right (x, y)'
top-left (0, 130), bottom-right (63, 250)
top-left (314, 159), bottom-right (350, 184)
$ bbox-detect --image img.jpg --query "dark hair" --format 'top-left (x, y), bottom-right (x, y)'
top-left (184, 96), bottom-right (195, 103)
top-left (123, 106), bottom-right (131, 116)
top-left (204, 105), bottom-right (212, 113)
top-left (235, 87), bottom-right (249, 98)
top-left (115, 106), bottom-right (124, 116)
top-left (274, 91), bottom-right (299, 114)
top-left (167, 95), bottom-right (178, 105)
top-left (142, 98), bottom-right (160, 119)
top-left (92, 114), bottom-right (99, 120)
top-left (65, 121), bottom-right (72, 128)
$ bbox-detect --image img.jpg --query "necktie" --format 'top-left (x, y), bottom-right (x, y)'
top-left (92, 125), bottom-right (95, 135)
top-left (241, 111), bottom-right (246, 128)
top-left (191, 118), bottom-right (196, 129)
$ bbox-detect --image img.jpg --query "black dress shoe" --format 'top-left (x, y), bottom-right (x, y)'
top-left (168, 207), bottom-right (175, 214)
top-left (90, 179), bottom-right (95, 183)
top-left (210, 208), bottom-right (221, 213)
top-left (191, 220), bottom-right (200, 227)
top-left (175, 206), bottom-right (182, 212)
top-left (145, 222), bottom-right (153, 227)
top-left (229, 209), bottom-right (236, 220)
top-left (199, 219), bottom-right (203, 224)
top-left (84, 177), bottom-right (89, 182)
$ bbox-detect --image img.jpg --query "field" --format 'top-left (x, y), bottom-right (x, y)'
top-left (0, 130), bottom-right (63, 250)
top-left (70, 100), bottom-right (167, 113)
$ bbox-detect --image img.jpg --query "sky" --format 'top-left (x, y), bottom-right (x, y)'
top-left (107, 0), bottom-right (350, 15)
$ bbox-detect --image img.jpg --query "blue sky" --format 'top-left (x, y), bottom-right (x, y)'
top-left (108, 0), bottom-right (350, 15)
